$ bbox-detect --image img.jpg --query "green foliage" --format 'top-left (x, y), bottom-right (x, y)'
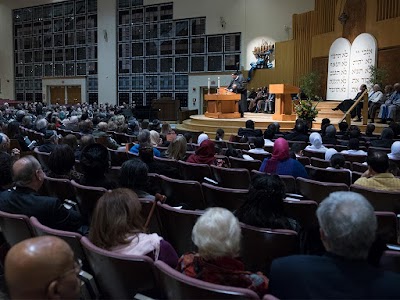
top-left (299, 71), bottom-right (321, 101)
top-left (294, 99), bottom-right (319, 121)
top-left (368, 65), bottom-right (389, 87)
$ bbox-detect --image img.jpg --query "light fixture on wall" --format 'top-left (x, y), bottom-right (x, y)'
top-left (220, 17), bottom-right (226, 29)
top-left (103, 30), bottom-right (108, 42)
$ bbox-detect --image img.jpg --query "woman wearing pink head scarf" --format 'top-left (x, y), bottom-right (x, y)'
top-left (260, 138), bottom-right (308, 178)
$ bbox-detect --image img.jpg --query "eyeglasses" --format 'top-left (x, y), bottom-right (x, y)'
top-left (56, 258), bottom-right (83, 281)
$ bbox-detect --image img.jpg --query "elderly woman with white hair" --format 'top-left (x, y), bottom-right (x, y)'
top-left (388, 141), bottom-right (400, 160)
top-left (305, 132), bottom-right (328, 153)
top-left (177, 207), bottom-right (269, 296)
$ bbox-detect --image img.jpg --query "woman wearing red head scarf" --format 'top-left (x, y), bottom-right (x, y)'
top-left (186, 139), bottom-right (216, 165)
top-left (260, 138), bottom-right (308, 178)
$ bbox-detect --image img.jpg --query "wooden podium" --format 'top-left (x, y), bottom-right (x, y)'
top-left (204, 88), bottom-right (241, 119)
top-left (270, 84), bottom-right (300, 121)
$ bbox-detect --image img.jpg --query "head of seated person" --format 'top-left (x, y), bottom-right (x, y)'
top-left (13, 156), bottom-right (45, 192)
top-left (47, 144), bottom-right (76, 178)
top-left (367, 150), bottom-right (390, 175)
top-left (79, 143), bottom-right (112, 188)
top-left (348, 138), bottom-right (360, 151)
top-left (119, 159), bottom-right (150, 197)
top-left (0, 133), bottom-right (10, 153)
top-left (5, 236), bottom-right (81, 300)
top-left (324, 125), bottom-right (336, 138)
top-left (380, 128), bottom-right (394, 141)
top-left (138, 143), bottom-right (154, 163)
top-left (246, 120), bottom-right (255, 130)
top-left (294, 120), bottom-right (307, 134)
top-left (236, 174), bottom-right (298, 231)
top-left (89, 188), bottom-right (177, 265)
top-left (317, 191), bottom-right (376, 260)
top-left (263, 128), bottom-right (274, 141)
top-left (178, 207), bottom-right (269, 295)
top-left (338, 121), bottom-right (349, 133)
top-left (253, 137), bottom-right (264, 149)
top-left (365, 124), bottom-right (376, 137)
top-left (61, 134), bottom-right (78, 151)
top-left (165, 134), bottom-right (187, 160)
top-left (330, 153), bottom-right (346, 169)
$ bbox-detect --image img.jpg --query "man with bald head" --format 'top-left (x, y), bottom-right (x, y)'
top-left (0, 156), bottom-right (82, 231)
top-left (5, 236), bottom-right (81, 299)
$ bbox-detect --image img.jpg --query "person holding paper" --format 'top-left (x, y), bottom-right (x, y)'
top-left (226, 72), bottom-right (247, 117)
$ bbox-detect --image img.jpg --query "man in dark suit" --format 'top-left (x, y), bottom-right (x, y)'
top-left (226, 72), bottom-right (247, 117)
top-left (269, 191), bottom-right (400, 299)
top-left (0, 156), bottom-right (83, 232)
top-left (237, 120), bottom-right (262, 138)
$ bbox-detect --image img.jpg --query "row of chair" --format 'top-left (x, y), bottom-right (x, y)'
top-left (0, 208), bottom-right (295, 299)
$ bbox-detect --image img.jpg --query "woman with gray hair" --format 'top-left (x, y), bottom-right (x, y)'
top-left (177, 207), bottom-right (269, 296)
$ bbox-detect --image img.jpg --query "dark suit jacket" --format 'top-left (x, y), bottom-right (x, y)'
top-left (0, 186), bottom-right (83, 231)
top-left (269, 254), bottom-right (400, 299)
top-left (284, 132), bottom-right (309, 143)
top-left (237, 128), bottom-right (263, 138)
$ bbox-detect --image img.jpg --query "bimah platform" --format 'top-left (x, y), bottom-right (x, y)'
top-left (270, 84), bottom-right (300, 121)
top-left (204, 88), bottom-right (241, 119)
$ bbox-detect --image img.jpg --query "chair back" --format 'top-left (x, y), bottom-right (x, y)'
top-left (139, 198), bottom-right (162, 235)
top-left (108, 148), bottom-right (129, 166)
top-left (283, 200), bottom-right (319, 229)
top-left (350, 184), bottom-right (400, 213)
top-left (310, 157), bottom-right (330, 168)
top-left (352, 162), bottom-right (368, 173)
top-left (80, 237), bottom-right (158, 299)
top-left (242, 150), bottom-right (271, 162)
top-left (302, 149), bottom-right (325, 159)
top-left (154, 156), bottom-right (179, 169)
top-left (305, 165), bottom-right (351, 186)
top-left (105, 166), bottom-right (121, 184)
top-left (296, 177), bottom-right (349, 203)
top-left (369, 146), bottom-right (391, 154)
top-left (229, 156), bottom-right (262, 172)
top-left (148, 173), bottom-right (162, 195)
top-left (43, 175), bottom-right (75, 201)
top-left (154, 260), bottom-right (260, 300)
top-left (250, 171), bottom-right (297, 194)
top-left (211, 165), bottom-right (251, 189)
top-left (375, 212), bottom-right (398, 244)
top-left (30, 216), bottom-right (86, 264)
top-left (34, 147), bottom-right (50, 169)
top-left (379, 250), bottom-right (400, 273)
top-left (240, 223), bottom-right (299, 273)
top-left (156, 202), bottom-right (202, 256)
top-left (201, 183), bottom-right (248, 211)
top-left (178, 160), bottom-right (212, 182)
top-left (341, 153), bottom-right (367, 163)
top-left (296, 156), bottom-right (311, 166)
top-left (0, 211), bottom-right (35, 246)
top-left (71, 180), bottom-right (108, 222)
top-left (226, 141), bottom-right (251, 150)
top-left (159, 175), bottom-right (206, 210)
top-left (95, 136), bottom-right (109, 147)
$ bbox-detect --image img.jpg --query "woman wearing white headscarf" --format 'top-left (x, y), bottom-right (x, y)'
top-left (197, 133), bottom-right (209, 146)
top-left (324, 148), bottom-right (337, 161)
top-left (305, 132), bottom-right (328, 153)
top-left (388, 141), bottom-right (400, 160)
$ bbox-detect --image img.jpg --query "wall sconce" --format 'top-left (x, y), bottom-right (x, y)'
top-left (103, 30), bottom-right (108, 42)
top-left (220, 17), bottom-right (226, 29)
top-left (192, 87), bottom-right (196, 91)
top-left (338, 12), bottom-right (349, 25)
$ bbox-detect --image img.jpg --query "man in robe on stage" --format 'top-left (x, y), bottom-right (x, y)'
top-left (226, 72), bottom-right (247, 118)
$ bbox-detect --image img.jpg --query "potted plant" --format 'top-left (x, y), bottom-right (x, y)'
top-left (294, 72), bottom-right (322, 128)
top-left (368, 65), bottom-right (388, 87)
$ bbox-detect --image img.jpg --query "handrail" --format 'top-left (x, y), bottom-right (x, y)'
top-left (339, 90), bottom-right (369, 125)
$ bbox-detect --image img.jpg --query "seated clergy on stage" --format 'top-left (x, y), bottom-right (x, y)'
top-left (378, 83), bottom-right (400, 123)
top-left (368, 84), bottom-right (384, 123)
top-left (269, 191), bottom-right (400, 299)
top-left (226, 72), bottom-right (247, 117)
top-left (332, 84), bottom-right (367, 122)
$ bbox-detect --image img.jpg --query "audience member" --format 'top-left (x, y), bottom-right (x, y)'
top-left (341, 138), bottom-right (367, 156)
top-left (338, 121), bottom-right (349, 136)
top-left (91, 122), bottom-right (120, 150)
top-left (324, 148), bottom-right (337, 161)
top-left (177, 207), bottom-right (269, 296)
top-left (0, 152), bottom-right (13, 191)
top-left (215, 128), bottom-right (225, 141)
top-left (47, 144), bottom-right (82, 181)
top-left (7, 121), bottom-right (30, 151)
top-left (165, 134), bottom-right (187, 161)
top-left (160, 122), bottom-right (172, 137)
top-left (354, 150), bottom-right (400, 190)
top-left (388, 141), bottom-right (400, 160)
top-left (149, 130), bottom-right (162, 147)
top-left (378, 82), bottom-right (400, 123)
top-left (38, 130), bottom-right (59, 153)
top-left (284, 120), bottom-right (309, 142)
top-left (130, 129), bottom-right (161, 157)
top-left (197, 133), bottom-right (209, 146)
top-left (79, 143), bottom-right (116, 189)
top-left (61, 134), bottom-right (78, 152)
top-left (237, 120), bottom-right (262, 138)
top-left (370, 127), bottom-right (394, 148)
top-left (119, 159), bottom-right (153, 199)
top-left (259, 138), bottom-right (308, 178)
top-left (186, 140), bottom-right (216, 165)
top-left (248, 137), bottom-right (269, 154)
top-left (290, 142), bottom-right (305, 158)
top-left (305, 132), bottom-right (328, 153)
top-left (263, 128), bottom-right (275, 146)
top-left (5, 236), bottom-right (81, 300)
top-left (322, 125), bottom-right (337, 145)
top-left (74, 134), bottom-right (95, 160)
top-left (89, 188), bottom-right (178, 267)
top-left (236, 174), bottom-right (299, 231)
top-left (269, 191), bottom-right (400, 299)
top-left (183, 132), bottom-right (195, 151)
top-left (0, 156), bottom-right (82, 231)
top-left (364, 123), bottom-right (376, 138)
top-left (139, 144), bottom-right (181, 179)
